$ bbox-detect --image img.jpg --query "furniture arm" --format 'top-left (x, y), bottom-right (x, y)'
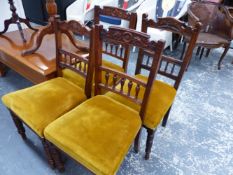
top-left (187, 7), bottom-right (200, 24)
top-left (218, 6), bottom-right (233, 39)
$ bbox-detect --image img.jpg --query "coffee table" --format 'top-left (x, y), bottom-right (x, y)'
top-left (0, 27), bottom-right (87, 84)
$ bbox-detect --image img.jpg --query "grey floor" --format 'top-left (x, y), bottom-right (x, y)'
top-left (0, 46), bottom-right (233, 175)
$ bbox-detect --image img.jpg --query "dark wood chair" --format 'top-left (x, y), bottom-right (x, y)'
top-left (140, 15), bottom-right (200, 158)
top-left (187, 1), bottom-right (233, 69)
top-left (44, 25), bottom-right (165, 174)
top-left (94, 5), bottom-right (137, 72)
top-left (106, 14), bottom-right (201, 160)
top-left (1, 17), bottom-right (94, 170)
top-left (63, 6), bottom-right (138, 89)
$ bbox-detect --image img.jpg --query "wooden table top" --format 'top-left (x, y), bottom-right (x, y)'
top-left (0, 27), bottom-right (89, 78)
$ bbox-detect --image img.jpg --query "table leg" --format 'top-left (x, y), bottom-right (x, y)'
top-left (0, 62), bottom-right (6, 76)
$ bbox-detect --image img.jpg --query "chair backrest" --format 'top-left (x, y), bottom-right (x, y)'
top-left (94, 5), bottom-right (137, 29)
top-left (188, 1), bottom-right (233, 39)
top-left (94, 6), bottom-right (137, 72)
top-left (136, 14), bottom-right (201, 89)
top-left (54, 18), bottom-right (94, 98)
top-left (94, 25), bottom-right (165, 119)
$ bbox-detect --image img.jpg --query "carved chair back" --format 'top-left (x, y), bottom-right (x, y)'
top-left (94, 5), bottom-right (137, 71)
top-left (54, 18), bottom-right (94, 98)
top-left (94, 25), bottom-right (165, 120)
top-left (136, 14), bottom-right (201, 89)
top-left (188, 1), bottom-right (233, 40)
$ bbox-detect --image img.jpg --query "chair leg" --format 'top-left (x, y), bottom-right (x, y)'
top-left (205, 49), bottom-right (211, 57)
top-left (50, 144), bottom-right (65, 172)
top-left (145, 129), bottom-right (156, 160)
top-left (162, 107), bottom-right (171, 127)
top-left (218, 44), bottom-right (230, 70)
top-left (196, 46), bottom-right (201, 56)
top-left (10, 110), bottom-right (26, 140)
top-left (199, 47), bottom-right (205, 60)
top-left (134, 128), bottom-right (142, 153)
top-left (180, 41), bottom-right (187, 61)
top-left (41, 139), bottom-right (55, 169)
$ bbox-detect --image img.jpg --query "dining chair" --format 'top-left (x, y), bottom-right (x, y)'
top-left (1, 18), bottom-right (95, 169)
top-left (63, 6), bottom-right (137, 90)
top-left (94, 5), bottom-right (137, 72)
top-left (106, 14), bottom-right (201, 159)
top-left (44, 25), bottom-right (165, 174)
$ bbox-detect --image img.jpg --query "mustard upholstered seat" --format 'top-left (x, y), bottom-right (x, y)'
top-left (106, 74), bottom-right (176, 130)
top-left (44, 95), bottom-right (141, 175)
top-left (2, 77), bottom-right (86, 137)
top-left (62, 60), bottom-right (124, 89)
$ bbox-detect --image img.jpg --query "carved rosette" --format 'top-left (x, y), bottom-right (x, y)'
top-left (104, 27), bottom-right (159, 51)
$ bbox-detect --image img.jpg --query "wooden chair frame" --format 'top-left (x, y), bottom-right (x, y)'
top-left (48, 25), bottom-right (165, 173)
top-left (95, 24), bottom-right (165, 159)
top-left (135, 14), bottom-right (201, 159)
top-left (54, 19), bottom-right (94, 98)
top-left (94, 5), bottom-right (137, 72)
top-left (7, 16), bottom-right (94, 170)
top-left (186, 1), bottom-right (233, 69)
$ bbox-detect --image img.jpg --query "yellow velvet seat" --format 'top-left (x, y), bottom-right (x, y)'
top-left (62, 60), bottom-right (124, 89)
top-left (44, 95), bottom-right (141, 175)
top-left (106, 74), bottom-right (177, 130)
top-left (2, 77), bottom-right (87, 137)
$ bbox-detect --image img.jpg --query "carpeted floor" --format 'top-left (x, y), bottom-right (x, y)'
top-left (0, 46), bottom-right (232, 175)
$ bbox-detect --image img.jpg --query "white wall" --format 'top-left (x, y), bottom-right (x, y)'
top-left (0, 0), bottom-right (27, 32)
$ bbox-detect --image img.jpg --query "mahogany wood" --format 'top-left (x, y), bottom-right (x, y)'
top-left (0, 27), bottom-right (79, 84)
top-left (94, 6), bottom-right (137, 71)
top-left (145, 129), bottom-right (156, 160)
top-left (10, 110), bottom-right (26, 140)
top-left (186, 1), bottom-right (233, 69)
top-left (94, 25), bottom-right (165, 161)
top-left (42, 138), bottom-right (56, 169)
top-left (49, 143), bottom-right (64, 172)
top-left (22, 0), bottom-right (58, 55)
top-left (0, 0), bottom-right (38, 43)
top-left (49, 25), bottom-right (165, 173)
top-left (134, 128), bottom-right (142, 153)
top-left (3, 2), bottom-right (94, 171)
top-left (55, 18), bottom-right (94, 98)
top-left (136, 14), bottom-right (201, 159)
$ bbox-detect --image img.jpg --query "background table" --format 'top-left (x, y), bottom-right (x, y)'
top-left (0, 27), bottom-right (87, 84)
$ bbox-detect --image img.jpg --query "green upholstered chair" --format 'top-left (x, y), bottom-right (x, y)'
top-left (106, 15), bottom-right (201, 159)
top-left (44, 25), bottom-right (165, 174)
top-left (1, 19), bottom-right (95, 169)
